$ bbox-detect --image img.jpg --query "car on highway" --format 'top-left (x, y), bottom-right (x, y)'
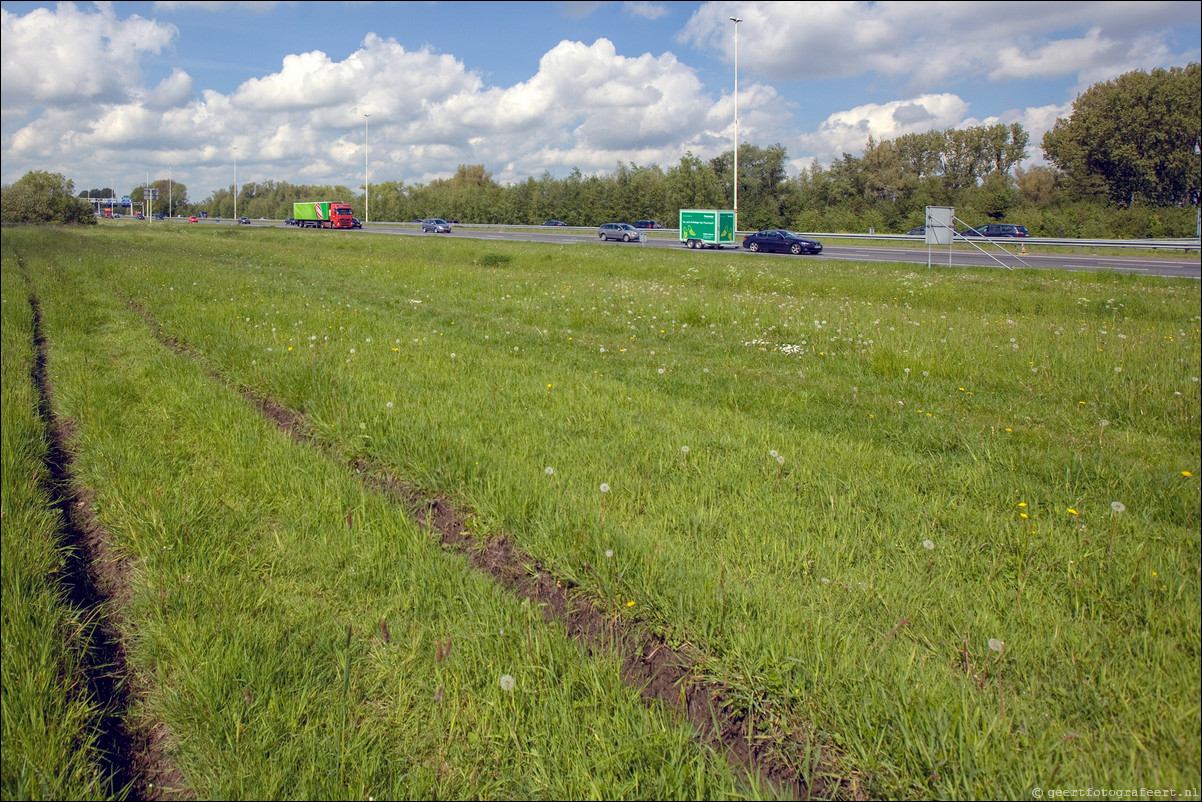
top-left (543, 220), bottom-right (567, 226)
top-left (741, 229), bottom-right (823, 255)
top-left (238, 216), bottom-right (250, 225)
top-left (352, 217), bottom-right (363, 229)
top-left (188, 216), bottom-right (199, 223)
top-left (962, 223), bottom-right (1029, 238)
top-left (421, 218), bottom-right (452, 233)
top-left (906, 225), bottom-right (959, 236)
top-left (634, 220), bottom-right (663, 229)
top-left (598, 222), bottom-right (641, 242)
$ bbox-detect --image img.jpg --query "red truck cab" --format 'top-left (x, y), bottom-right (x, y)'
top-left (329, 202), bottom-right (354, 229)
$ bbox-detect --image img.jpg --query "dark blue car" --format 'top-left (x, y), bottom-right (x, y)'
top-left (741, 230), bottom-right (823, 255)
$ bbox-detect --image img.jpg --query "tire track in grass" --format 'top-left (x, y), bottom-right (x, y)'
top-left (127, 298), bottom-right (860, 801)
top-left (26, 286), bottom-right (190, 801)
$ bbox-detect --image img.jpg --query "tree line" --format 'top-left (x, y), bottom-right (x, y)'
top-left (5, 64), bottom-right (1197, 237)
top-left (188, 63), bottom-right (1202, 239)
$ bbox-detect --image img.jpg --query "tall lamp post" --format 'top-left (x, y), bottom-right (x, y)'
top-left (233, 146), bottom-right (238, 219)
top-left (168, 163), bottom-right (173, 218)
top-left (730, 16), bottom-right (742, 224)
top-left (364, 113), bottom-right (370, 224)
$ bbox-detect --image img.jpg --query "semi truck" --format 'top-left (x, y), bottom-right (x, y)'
top-left (293, 201), bottom-right (355, 229)
top-left (679, 209), bottom-right (737, 249)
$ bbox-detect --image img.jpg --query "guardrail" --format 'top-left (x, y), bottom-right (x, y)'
top-left (457, 224), bottom-right (1199, 252)
top-left (805, 232), bottom-right (1201, 251)
top-left (267, 219), bottom-right (1200, 252)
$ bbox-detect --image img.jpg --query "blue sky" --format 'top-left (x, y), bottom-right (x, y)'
top-left (2, 1), bottom-right (1198, 201)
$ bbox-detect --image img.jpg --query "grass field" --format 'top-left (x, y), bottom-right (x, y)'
top-left (2, 223), bottom-right (1199, 800)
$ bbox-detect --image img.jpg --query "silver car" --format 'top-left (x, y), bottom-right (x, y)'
top-left (421, 218), bottom-right (452, 233)
top-left (598, 222), bottom-right (640, 242)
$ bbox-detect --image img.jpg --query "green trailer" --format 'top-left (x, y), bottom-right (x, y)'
top-left (679, 209), bottom-right (737, 249)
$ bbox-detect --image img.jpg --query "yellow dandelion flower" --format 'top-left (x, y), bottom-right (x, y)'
top-left (627, 600), bottom-right (635, 607)
top-left (1019, 503), bottom-right (1027, 507)
top-left (1184, 471), bottom-right (1193, 477)
top-left (1067, 508), bottom-right (1078, 515)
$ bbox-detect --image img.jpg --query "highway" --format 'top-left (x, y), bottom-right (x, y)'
top-left (227, 218), bottom-right (1202, 280)
top-left (371, 224), bottom-right (1202, 280)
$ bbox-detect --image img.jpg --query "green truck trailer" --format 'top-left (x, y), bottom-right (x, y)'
top-left (679, 209), bottom-right (737, 249)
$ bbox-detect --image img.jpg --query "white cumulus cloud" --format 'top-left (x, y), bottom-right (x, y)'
top-left (1, 3), bottom-right (177, 108)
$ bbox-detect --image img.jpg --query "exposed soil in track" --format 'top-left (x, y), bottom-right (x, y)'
top-left (130, 299), bottom-right (863, 800)
top-left (27, 291), bottom-right (191, 800)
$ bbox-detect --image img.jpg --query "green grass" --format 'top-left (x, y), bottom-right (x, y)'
top-left (3, 223), bottom-right (1199, 799)
top-left (1, 241), bottom-right (116, 800)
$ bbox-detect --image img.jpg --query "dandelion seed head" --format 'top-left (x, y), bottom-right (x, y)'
top-left (1111, 501), bottom-right (1126, 513)
top-left (605, 549), bottom-right (614, 559)
top-left (499, 674), bottom-right (515, 692)
top-left (988, 638), bottom-right (1005, 652)
top-left (1099, 419), bottom-right (1109, 428)
top-left (599, 483), bottom-right (610, 493)
top-left (923, 539), bottom-right (935, 550)
top-left (681, 446), bottom-right (689, 454)
top-left (545, 467), bottom-right (555, 476)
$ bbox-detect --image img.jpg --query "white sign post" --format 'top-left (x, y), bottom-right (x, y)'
top-left (925, 206), bottom-right (955, 268)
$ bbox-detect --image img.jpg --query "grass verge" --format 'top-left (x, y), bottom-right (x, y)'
top-left (4, 223), bottom-right (1199, 799)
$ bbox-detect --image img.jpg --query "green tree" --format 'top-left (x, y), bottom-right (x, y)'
top-left (710, 143), bottom-right (791, 229)
top-left (1041, 63), bottom-right (1200, 206)
top-left (1, 171), bottom-right (96, 224)
top-left (666, 153), bottom-right (724, 213)
top-left (1015, 166), bottom-right (1060, 208)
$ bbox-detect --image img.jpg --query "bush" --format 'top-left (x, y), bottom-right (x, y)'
top-left (1, 171), bottom-right (97, 225)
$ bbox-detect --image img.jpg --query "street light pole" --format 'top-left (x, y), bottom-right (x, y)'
top-left (364, 113), bottom-right (370, 224)
top-left (168, 163), bottom-right (172, 218)
top-left (730, 16), bottom-right (742, 223)
top-left (233, 147), bottom-right (238, 219)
